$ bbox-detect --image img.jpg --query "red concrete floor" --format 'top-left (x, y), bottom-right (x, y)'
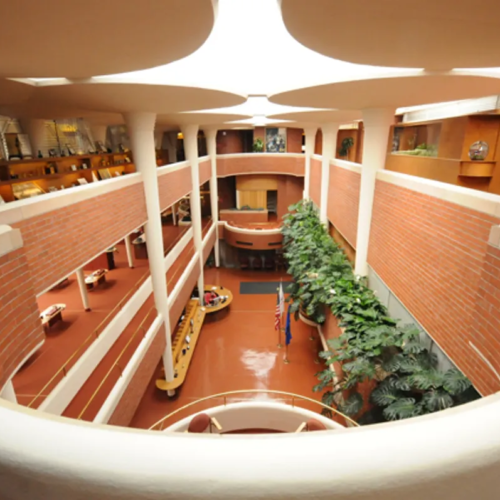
top-left (57, 219), bottom-right (212, 421)
top-left (13, 221), bottom-right (187, 409)
top-left (129, 267), bottom-right (324, 430)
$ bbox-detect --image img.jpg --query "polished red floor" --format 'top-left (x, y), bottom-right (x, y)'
top-left (13, 222), bottom-right (187, 409)
top-left (130, 267), bottom-right (324, 430)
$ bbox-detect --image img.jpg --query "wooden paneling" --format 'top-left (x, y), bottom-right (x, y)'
top-left (236, 175), bottom-right (278, 191)
top-left (336, 129), bottom-right (359, 162)
top-left (237, 190), bottom-right (267, 209)
top-left (315, 129), bottom-right (322, 155)
top-left (385, 154), bottom-right (461, 185)
top-left (438, 116), bottom-right (468, 159)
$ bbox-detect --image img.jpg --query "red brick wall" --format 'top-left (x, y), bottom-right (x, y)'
top-left (169, 259), bottom-right (201, 327)
top-left (0, 247), bottom-right (44, 388)
top-left (368, 179), bottom-right (500, 395)
top-left (13, 183), bottom-right (147, 295)
top-left (315, 130), bottom-right (322, 155)
top-left (310, 158), bottom-right (322, 209)
top-left (277, 175), bottom-right (304, 219)
top-left (158, 166), bottom-right (192, 211)
top-left (217, 130), bottom-right (244, 154)
top-left (327, 166), bottom-right (360, 247)
top-left (107, 324), bottom-right (166, 427)
top-left (199, 159), bottom-right (211, 186)
top-left (286, 128), bottom-right (303, 153)
top-left (217, 156), bottom-right (305, 177)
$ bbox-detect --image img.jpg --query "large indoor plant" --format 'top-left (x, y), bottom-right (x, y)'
top-left (282, 200), bottom-right (479, 423)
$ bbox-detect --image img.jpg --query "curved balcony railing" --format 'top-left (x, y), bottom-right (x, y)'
top-left (149, 389), bottom-right (359, 431)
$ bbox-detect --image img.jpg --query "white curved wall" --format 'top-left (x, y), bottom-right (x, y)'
top-left (165, 401), bottom-right (343, 432)
top-left (1, 394), bottom-right (500, 499)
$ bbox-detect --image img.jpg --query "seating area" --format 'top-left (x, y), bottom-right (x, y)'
top-left (40, 304), bottom-right (66, 332)
top-left (84, 269), bottom-right (108, 290)
top-left (156, 299), bottom-right (206, 392)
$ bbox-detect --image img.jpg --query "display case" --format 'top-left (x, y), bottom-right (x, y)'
top-left (0, 152), bottom-right (135, 203)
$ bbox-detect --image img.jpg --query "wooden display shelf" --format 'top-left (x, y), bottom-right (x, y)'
top-left (459, 161), bottom-right (495, 178)
top-left (156, 299), bottom-right (206, 391)
top-left (0, 153), bottom-right (135, 203)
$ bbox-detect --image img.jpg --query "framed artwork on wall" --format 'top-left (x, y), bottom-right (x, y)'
top-left (265, 127), bottom-right (286, 153)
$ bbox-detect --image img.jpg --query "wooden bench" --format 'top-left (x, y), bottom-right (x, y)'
top-left (156, 299), bottom-right (206, 391)
top-left (85, 269), bottom-right (108, 290)
top-left (40, 303), bottom-right (66, 331)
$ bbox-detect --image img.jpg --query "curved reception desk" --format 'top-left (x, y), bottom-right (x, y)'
top-left (222, 222), bottom-right (283, 250)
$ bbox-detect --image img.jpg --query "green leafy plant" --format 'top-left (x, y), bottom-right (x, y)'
top-left (338, 137), bottom-right (354, 158)
top-left (281, 200), bottom-right (479, 423)
top-left (253, 137), bottom-right (264, 152)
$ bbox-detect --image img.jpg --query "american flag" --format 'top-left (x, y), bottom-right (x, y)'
top-left (274, 289), bottom-right (281, 331)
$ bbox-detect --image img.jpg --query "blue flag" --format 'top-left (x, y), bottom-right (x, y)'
top-left (285, 304), bottom-right (292, 346)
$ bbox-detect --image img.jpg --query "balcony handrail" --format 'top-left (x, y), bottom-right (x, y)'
top-left (77, 306), bottom-right (157, 420)
top-left (148, 389), bottom-right (359, 431)
top-left (27, 268), bottom-right (152, 408)
top-left (28, 226), bottom-right (191, 408)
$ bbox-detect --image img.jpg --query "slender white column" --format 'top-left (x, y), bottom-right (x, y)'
top-left (303, 127), bottom-right (317, 199)
top-left (124, 234), bottom-right (134, 268)
top-left (204, 127), bottom-right (220, 267)
top-left (319, 123), bottom-right (339, 225)
top-left (76, 268), bottom-right (91, 311)
top-left (0, 380), bottom-right (17, 403)
top-left (90, 124), bottom-right (108, 147)
top-left (171, 202), bottom-right (177, 226)
top-left (124, 112), bottom-right (175, 393)
top-left (181, 124), bottom-right (204, 303)
top-left (354, 108), bottom-right (394, 277)
top-left (19, 118), bottom-right (47, 157)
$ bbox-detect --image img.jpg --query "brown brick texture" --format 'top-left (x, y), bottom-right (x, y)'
top-left (310, 158), bottom-right (322, 209)
top-left (217, 156), bottom-right (304, 178)
top-left (158, 166), bottom-right (192, 211)
top-left (328, 166), bottom-right (360, 248)
top-left (368, 179), bottom-right (500, 395)
top-left (107, 324), bottom-right (167, 427)
top-left (199, 159), bottom-right (211, 186)
top-left (0, 248), bottom-right (44, 388)
top-left (13, 183), bottom-right (147, 295)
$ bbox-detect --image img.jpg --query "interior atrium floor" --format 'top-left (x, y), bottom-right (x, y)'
top-left (130, 266), bottom-right (324, 430)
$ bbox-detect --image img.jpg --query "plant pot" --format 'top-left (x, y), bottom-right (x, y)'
top-left (298, 308), bottom-right (320, 327)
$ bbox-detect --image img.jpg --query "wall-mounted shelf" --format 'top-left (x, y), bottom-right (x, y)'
top-left (459, 161), bottom-right (495, 178)
top-left (0, 152), bottom-right (135, 203)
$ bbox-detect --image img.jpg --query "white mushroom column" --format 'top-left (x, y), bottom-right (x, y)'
top-left (0, 380), bottom-right (17, 403)
top-left (124, 112), bottom-right (175, 395)
top-left (181, 125), bottom-right (205, 303)
top-left (354, 108), bottom-right (394, 276)
top-left (319, 123), bottom-right (339, 225)
top-left (303, 126), bottom-right (317, 200)
top-left (19, 118), bottom-right (46, 157)
top-left (75, 268), bottom-right (91, 311)
top-left (203, 127), bottom-right (220, 267)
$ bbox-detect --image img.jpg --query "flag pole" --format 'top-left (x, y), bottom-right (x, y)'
top-left (277, 284), bottom-right (283, 348)
top-left (284, 343), bottom-right (290, 364)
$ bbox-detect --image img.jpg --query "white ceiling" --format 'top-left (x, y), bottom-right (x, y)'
top-left (0, 0), bottom-right (217, 78)
top-left (270, 74), bottom-right (500, 110)
top-left (280, 0), bottom-right (500, 70)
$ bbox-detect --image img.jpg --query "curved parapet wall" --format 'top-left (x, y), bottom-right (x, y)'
top-left (1, 394), bottom-right (500, 498)
top-left (217, 153), bottom-right (305, 177)
top-left (165, 401), bottom-right (344, 432)
top-left (222, 222), bottom-right (283, 250)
